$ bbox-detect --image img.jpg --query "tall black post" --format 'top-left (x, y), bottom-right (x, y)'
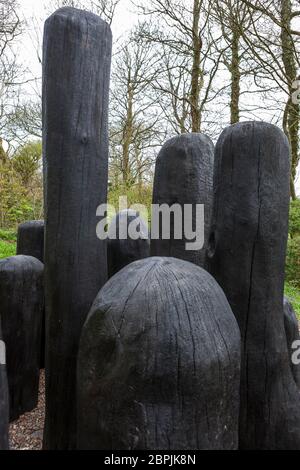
top-left (207, 121), bottom-right (300, 449)
top-left (151, 133), bottom-right (214, 267)
top-left (0, 323), bottom-right (8, 450)
top-left (43, 7), bottom-right (112, 449)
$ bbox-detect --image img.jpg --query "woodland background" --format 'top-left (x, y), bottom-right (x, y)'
top-left (0, 0), bottom-right (299, 312)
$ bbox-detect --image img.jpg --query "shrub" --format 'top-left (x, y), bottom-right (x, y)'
top-left (286, 235), bottom-right (300, 288)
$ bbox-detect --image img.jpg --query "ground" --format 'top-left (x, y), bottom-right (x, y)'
top-left (9, 372), bottom-right (45, 450)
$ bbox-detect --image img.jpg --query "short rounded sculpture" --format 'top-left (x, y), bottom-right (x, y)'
top-left (77, 256), bottom-right (241, 450)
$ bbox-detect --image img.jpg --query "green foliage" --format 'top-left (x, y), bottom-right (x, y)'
top-left (289, 198), bottom-right (300, 238)
top-left (285, 235), bottom-right (300, 288)
top-left (0, 229), bottom-right (17, 241)
top-left (0, 229), bottom-right (16, 259)
top-left (108, 183), bottom-right (153, 223)
top-left (12, 140), bottom-right (42, 186)
top-left (0, 240), bottom-right (16, 259)
top-left (285, 282), bottom-right (300, 319)
top-left (0, 140), bottom-right (43, 229)
top-left (285, 199), bottom-right (300, 288)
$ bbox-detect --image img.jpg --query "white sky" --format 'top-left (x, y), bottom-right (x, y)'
top-left (16, 0), bottom-right (300, 196)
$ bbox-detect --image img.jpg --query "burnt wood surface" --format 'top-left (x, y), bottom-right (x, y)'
top-left (77, 257), bottom-right (241, 450)
top-left (0, 322), bottom-right (9, 449)
top-left (151, 133), bottom-right (214, 267)
top-left (107, 209), bottom-right (150, 278)
top-left (0, 256), bottom-right (43, 422)
top-left (206, 121), bottom-right (300, 449)
top-left (17, 220), bottom-right (45, 368)
top-left (17, 220), bottom-right (44, 262)
top-left (43, 7), bottom-right (112, 449)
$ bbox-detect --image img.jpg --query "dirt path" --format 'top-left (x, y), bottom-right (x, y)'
top-left (9, 371), bottom-right (45, 450)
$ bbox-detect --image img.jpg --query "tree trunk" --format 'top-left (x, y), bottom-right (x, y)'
top-left (281, 0), bottom-right (299, 200)
top-left (122, 88), bottom-right (134, 186)
top-left (230, 26), bottom-right (240, 124)
top-left (190, 0), bottom-right (202, 132)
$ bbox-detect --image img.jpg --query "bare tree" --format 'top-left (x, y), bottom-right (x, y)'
top-left (109, 36), bottom-right (163, 187)
top-left (136, 0), bottom-right (224, 134)
top-left (210, 0), bottom-right (262, 124)
top-left (48, 0), bottom-right (120, 24)
top-left (0, 0), bottom-right (23, 144)
top-left (239, 0), bottom-right (300, 199)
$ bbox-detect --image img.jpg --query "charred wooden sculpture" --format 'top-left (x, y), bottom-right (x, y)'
top-left (0, 256), bottom-right (43, 422)
top-left (207, 121), bottom-right (300, 449)
top-left (77, 257), bottom-right (241, 450)
top-left (17, 220), bottom-right (45, 368)
top-left (107, 209), bottom-right (150, 278)
top-left (43, 7), bottom-right (112, 449)
top-left (151, 133), bottom-right (214, 268)
top-left (17, 220), bottom-right (44, 262)
top-left (0, 323), bottom-right (8, 449)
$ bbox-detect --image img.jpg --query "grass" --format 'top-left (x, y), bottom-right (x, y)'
top-left (285, 282), bottom-right (300, 320)
top-left (0, 229), bottom-right (16, 259)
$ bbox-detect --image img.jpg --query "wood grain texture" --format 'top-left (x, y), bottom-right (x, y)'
top-left (0, 255), bottom-right (44, 422)
top-left (284, 297), bottom-right (300, 387)
top-left (17, 220), bottom-right (44, 263)
top-left (77, 257), bottom-right (241, 450)
top-left (42, 7), bottom-right (112, 449)
top-left (0, 322), bottom-right (9, 449)
top-left (108, 210), bottom-right (150, 278)
top-left (207, 121), bottom-right (300, 449)
top-left (17, 220), bottom-right (45, 369)
top-left (151, 133), bottom-right (214, 267)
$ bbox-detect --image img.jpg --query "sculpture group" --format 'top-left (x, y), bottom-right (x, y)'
top-left (0, 7), bottom-right (299, 450)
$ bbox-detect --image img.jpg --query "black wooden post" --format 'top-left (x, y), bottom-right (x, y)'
top-left (17, 220), bottom-right (44, 262)
top-left (151, 133), bottom-right (214, 267)
top-left (108, 209), bottom-right (150, 278)
top-left (207, 121), bottom-right (300, 449)
top-left (17, 220), bottom-right (45, 368)
top-left (0, 323), bottom-right (8, 450)
top-left (0, 256), bottom-right (44, 422)
top-left (43, 7), bottom-right (112, 449)
top-left (77, 257), bottom-right (241, 450)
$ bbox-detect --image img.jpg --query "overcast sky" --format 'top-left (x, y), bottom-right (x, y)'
top-left (17, 0), bottom-right (300, 196)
